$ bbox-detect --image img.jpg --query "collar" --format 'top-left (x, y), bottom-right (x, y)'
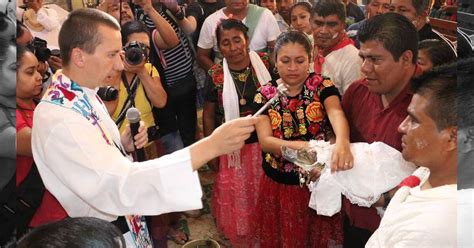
top-left (314, 33), bottom-right (354, 74)
top-left (42, 70), bottom-right (114, 146)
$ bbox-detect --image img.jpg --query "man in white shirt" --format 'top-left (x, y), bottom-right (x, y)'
top-left (196, 0), bottom-right (280, 70)
top-left (366, 62), bottom-right (458, 247)
top-left (310, 1), bottom-right (362, 94)
top-left (32, 7), bottom-right (256, 225)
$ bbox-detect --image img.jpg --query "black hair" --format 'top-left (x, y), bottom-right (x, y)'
top-left (121, 20), bottom-right (150, 46)
top-left (410, 61), bottom-right (457, 130)
top-left (18, 217), bottom-right (126, 248)
top-left (274, 30), bottom-right (313, 61)
top-left (59, 8), bottom-right (121, 66)
top-left (418, 39), bottom-right (456, 67)
top-left (410, 0), bottom-right (432, 15)
top-left (17, 45), bottom-right (32, 67)
top-left (310, 0), bottom-right (346, 22)
top-left (359, 12), bottom-right (419, 63)
top-left (290, 2), bottom-right (312, 19)
top-left (17, 20), bottom-right (26, 38)
top-left (215, 18), bottom-right (249, 48)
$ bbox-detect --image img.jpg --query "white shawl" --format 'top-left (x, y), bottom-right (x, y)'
top-left (222, 51), bottom-right (271, 167)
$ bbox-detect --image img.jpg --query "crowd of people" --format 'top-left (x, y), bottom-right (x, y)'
top-left (0, 0), bottom-right (472, 247)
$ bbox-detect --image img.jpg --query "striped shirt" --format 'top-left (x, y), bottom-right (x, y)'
top-left (138, 7), bottom-right (194, 86)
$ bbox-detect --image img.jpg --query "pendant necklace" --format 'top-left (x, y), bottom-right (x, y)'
top-left (231, 67), bottom-right (251, 106)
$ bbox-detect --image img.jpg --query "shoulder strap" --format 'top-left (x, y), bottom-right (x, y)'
top-left (245, 4), bottom-right (265, 43)
top-left (115, 73), bottom-right (140, 128)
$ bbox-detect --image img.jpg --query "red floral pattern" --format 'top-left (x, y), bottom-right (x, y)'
top-left (254, 73), bottom-right (335, 173)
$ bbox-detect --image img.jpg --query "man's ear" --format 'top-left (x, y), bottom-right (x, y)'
top-left (400, 50), bottom-right (414, 65)
top-left (71, 48), bottom-right (85, 68)
top-left (443, 126), bottom-right (458, 152)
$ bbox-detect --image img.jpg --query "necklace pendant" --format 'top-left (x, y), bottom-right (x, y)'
top-left (239, 98), bottom-right (247, 106)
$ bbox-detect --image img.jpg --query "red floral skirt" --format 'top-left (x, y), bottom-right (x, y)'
top-left (212, 143), bottom-right (263, 247)
top-left (256, 174), bottom-right (344, 248)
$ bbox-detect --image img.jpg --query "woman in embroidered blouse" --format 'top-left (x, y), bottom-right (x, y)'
top-left (16, 45), bottom-right (68, 236)
top-left (203, 19), bottom-right (273, 247)
top-left (253, 31), bottom-right (353, 247)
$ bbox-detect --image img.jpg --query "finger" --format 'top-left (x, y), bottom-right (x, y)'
top-left (331, 156), bottom-right (338, 173)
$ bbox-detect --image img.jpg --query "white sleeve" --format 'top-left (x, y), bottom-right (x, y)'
top-left (197, 14), bottom-right (216, 49)
top-left (340, 47), bottom-right (362, 94)
top-left (33, 106), bottom-right (202, 219)
top-left (261, 9), bottom-right (281, 42)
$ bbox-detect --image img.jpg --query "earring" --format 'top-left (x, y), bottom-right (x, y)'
top-left (273, 67), bottom-right (278, 74)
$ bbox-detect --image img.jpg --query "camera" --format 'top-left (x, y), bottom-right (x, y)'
top-left (27, 37), bottom-right (51, 62)
top-left (97, 86), bottom-right (118, 101)
top-left (124, 41), bottom-right (149, 65)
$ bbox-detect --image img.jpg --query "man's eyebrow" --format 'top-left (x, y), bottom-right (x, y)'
top-left (407, 108), bottom-right (419, 122)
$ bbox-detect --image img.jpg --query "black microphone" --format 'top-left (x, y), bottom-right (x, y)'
top-left (126, 107), bottom-right (146, 162)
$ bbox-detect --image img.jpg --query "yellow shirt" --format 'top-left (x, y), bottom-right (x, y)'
top-left (112, 63), bottom-right (159, 136)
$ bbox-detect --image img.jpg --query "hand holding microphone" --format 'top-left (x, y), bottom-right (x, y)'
top-left (124, 108), bottom-right (148, 162)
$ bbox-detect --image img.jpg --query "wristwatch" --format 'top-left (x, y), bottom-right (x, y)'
top-left (174, 6), bottom-right (185, 21)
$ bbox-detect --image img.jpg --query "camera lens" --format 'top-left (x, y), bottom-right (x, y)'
top-left (35, 47), bottom-right (51, 62)
top-left (125, 47), bottom-right (144, 65)
top-left (97, 86), bottom-right (118, 101)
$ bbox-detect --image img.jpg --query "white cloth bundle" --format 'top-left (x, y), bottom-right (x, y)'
top-left (306, 140), bottom-right (417, 216)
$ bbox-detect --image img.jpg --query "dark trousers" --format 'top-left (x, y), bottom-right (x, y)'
top-left (343, 215), bottom-right (374, 248)
top-left (163, 73), bottom-right (197, 147)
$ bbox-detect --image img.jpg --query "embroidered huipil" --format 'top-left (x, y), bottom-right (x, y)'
top-left (253, 73), bottom-right (340, 184)
top-left (32, 71), bottom-right (203, 222)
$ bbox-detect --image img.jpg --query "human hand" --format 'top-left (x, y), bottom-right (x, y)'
top-left (121, 121), bottom-right (149, 152)
top-left (330, 141), bottom-right (353, 172)
top-left (37, 61), bottom-right (49, 77)
top-left (47, 55), bottom-right (62, 71)
top-left (308, 167), bottom-right (322, 182)
top-left (158, 0), bottom-right (179, 13)
top-left (208, 116), bottom-right (257, 157)
top-left (123, 57), bottom-right (147, 75)
top-left (26, 0), bottom-right (43, 12)
top-left (133, 0), bottom-right (153, 12)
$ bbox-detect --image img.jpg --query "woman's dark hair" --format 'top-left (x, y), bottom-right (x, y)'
top-left (274, 30), bottom-right (313, 61)
top-left (418, 39), bottom-right (456, 67)
top-left (18, 217), bottom-right (126, 248)
top-left (290, 2), bottom-right (312, 19)
top-left (17, 45), bottom-right (32, 67)
top-left (215, 18), bottom-right (249, 48)
top-left (121, 20), bottom-right (151, 45)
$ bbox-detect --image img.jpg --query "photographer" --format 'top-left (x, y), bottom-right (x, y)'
top-left (103, 20), bottom-right (167, 160)
top-left (17, 20), bottom-right (62, 87)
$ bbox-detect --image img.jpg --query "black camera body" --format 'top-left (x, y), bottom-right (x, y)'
top-left (28, 37), bottom-right (51, 62)
top-left (97, 86), bottom-right (119, 101)
top-left (124, 41), bottom-right (149, 65)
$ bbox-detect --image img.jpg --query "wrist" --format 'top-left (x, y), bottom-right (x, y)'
top-left (382, 191), bottom-right (392, 209)
top-left (174, 6), bottom-right (185, 20)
